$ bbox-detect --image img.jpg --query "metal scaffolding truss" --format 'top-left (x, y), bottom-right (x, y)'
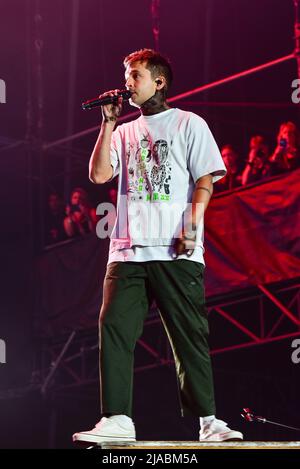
top-left (208, 281), bottom-right (300, 354)
top-left (24, 277), bottom-right (299, 398)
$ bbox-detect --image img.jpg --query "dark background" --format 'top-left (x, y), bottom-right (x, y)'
top-left (0, 0), bottom-right (299, 448)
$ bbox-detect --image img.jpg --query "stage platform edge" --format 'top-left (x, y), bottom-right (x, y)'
top-left (98, 441), bottom-right (300, 450)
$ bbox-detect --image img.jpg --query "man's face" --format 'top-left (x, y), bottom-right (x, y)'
top-left (221, 149), bottom-right (237, 168)
top-left (71, 191), bottom-right (81, 205)
top-left (125, 61), bottom-right (157, 108)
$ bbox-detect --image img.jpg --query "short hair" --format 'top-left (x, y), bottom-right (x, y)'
top-left (123, 48), bottom-right (173, 94)
top-left (221, 144), bottom-right (238, 157)
top-left (71, 187), bottom-right (91, 207)
top-left (249, 135), bottom-right (269, 149)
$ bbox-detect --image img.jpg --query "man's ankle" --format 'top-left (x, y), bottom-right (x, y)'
top-left (102, 413), bottom-right (132, 420)
top-left (199, 415), bottom-right (215, 427)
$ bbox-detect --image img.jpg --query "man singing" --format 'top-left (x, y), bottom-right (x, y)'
top-left (73, 48), bottom-right (243, 444)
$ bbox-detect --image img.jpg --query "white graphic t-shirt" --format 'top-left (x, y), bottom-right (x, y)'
top-left (106, 108), bottom-right (226, 264)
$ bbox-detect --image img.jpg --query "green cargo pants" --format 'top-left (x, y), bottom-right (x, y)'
top-left (99, 259), bottom-right (216, 418)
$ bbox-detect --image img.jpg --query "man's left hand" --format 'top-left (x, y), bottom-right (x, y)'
top-left (172, 231), bottom-right (197, 259)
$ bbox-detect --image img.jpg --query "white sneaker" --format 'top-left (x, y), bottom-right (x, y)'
top-left (199, 418), bottom-right (243, 442)
top-left (72, 415), bottom-right (136, 444)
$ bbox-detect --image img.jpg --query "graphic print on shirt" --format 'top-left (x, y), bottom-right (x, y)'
top-left (127, 133), bottom-right (172, 203)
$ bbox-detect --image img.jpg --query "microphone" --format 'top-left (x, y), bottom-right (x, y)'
top-left (82, 90), bottom-right (132, 110)
top-left (241, 407), bottom-right (300, 431)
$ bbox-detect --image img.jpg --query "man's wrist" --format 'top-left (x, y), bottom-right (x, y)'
top-left (103, 116), bottom-right (118, 124)
top-left (183, 232), bottom-right (196, 241)
top-left (182, 223), bottom-right (197, 240)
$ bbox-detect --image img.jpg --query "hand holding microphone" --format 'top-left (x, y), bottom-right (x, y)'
top-left (82, 89), bottom-right (132, 124)
top-left (101, 89), bottom-right (123, 125)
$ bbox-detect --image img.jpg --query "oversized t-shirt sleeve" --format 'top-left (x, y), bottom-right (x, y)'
top-left (187, 113), bottom-right (226, 183)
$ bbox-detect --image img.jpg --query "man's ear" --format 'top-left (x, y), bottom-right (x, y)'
top-left (155, 77), bottom-right (165, 90)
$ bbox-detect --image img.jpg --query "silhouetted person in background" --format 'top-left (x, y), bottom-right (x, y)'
top-left (45, 192), bottom-right (66, 245)
top-left (214, 145), bottom-right (242, 192)
top-left (269, 121), bottom-right (300, 175)
top-left (242, 135), bottom-right (271, 186)
top-left (64, 187), bottom-right (98, 238)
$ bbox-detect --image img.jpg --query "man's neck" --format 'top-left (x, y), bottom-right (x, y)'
top-left (140, 93), bottom-right (170, 116)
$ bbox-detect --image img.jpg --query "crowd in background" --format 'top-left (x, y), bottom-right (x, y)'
top-left (45, 120), bottom-right (300, 246)
top-left (45, 187), bottom-right (117, 245)
top-left (214, 121), bottom-right (300, 192)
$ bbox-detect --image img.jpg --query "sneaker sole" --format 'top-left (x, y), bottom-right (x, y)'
top-left (200, 431), bottom-right (243, 442)
top-left (73, 433), bottom-right (136, 444)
